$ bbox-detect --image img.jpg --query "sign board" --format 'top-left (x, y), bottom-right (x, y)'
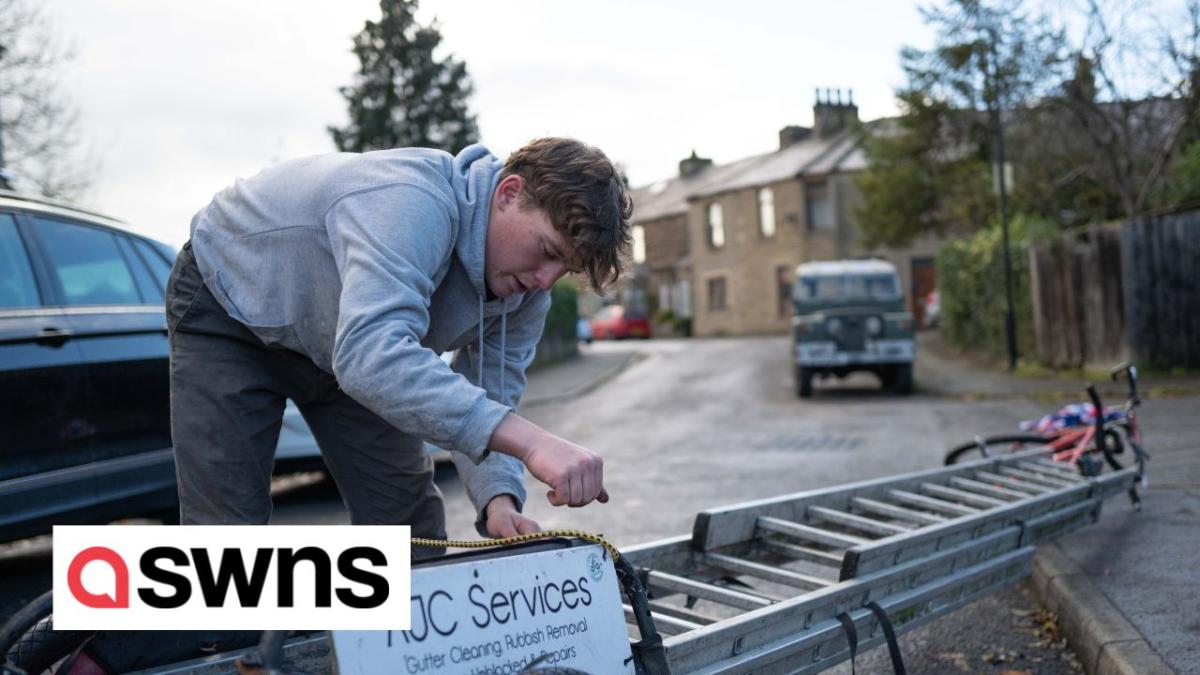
top-left (331, 541), bottom-right (635, 674)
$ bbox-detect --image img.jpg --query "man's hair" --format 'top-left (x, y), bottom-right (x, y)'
top-left (500, 137), bottom-right (633, 293)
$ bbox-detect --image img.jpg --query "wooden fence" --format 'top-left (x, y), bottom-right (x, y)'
top-left (1029, 225), bottom-right (1126, 368)
top-left (1029, 212), bottom-right (1199, 369)
top-left (1123, 212), bottom-right (1200, 370)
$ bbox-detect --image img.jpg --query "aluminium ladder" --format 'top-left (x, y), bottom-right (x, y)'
top-left (620, 446), bottom-right (1139, 674)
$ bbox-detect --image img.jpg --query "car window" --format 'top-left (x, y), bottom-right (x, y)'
top-left (0, 214), bottom-right (41, 309)
top-left (796, 276), bottom-right (844, 301)
top-left (131, 237), bottom-right (174, 289)
top-left (796, 273), bottom-right (900, 301)
top-left (115, 235), bottom-right (164, 303)
top-left (34, 216), bottom-right (142, 306)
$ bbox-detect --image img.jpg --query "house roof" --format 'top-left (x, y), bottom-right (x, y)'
top-left (629, 128), bottom-right (869, 223)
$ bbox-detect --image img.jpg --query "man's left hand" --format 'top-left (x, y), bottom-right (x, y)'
top-left (485, 494), bottom-right (540, 538)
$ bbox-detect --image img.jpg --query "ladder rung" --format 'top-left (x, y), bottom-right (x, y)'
top-left (623, 604), bottom-right (700, 636)
top-left (921, 483), bottom-right (1007, 509)
top-left (850, 497), bottom-right (947, 526)
top-left (646, 600), bottom-right (719, 625)
top-left (997, 466), bottom-right (1078, 488)
top-left (1027, 459), bottom-right (1083, 478)
top-left (758, 539), bottom-right (846, 566)
top-left (975, 470), bottom-right (1055, 493)
top-left (756, 516), bottom-right (870, 548)
top-left (703, 552), bottom-right (831, 591)
top-left (807, 505), bottom-right (913, 536)
top-left (646, 571), bottom-right (773, 611)
top-left (887, 489), bottom-right (979, 516)
top-left (950, 476), bottom-right (1034, 500)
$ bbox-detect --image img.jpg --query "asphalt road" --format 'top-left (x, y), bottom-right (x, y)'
top-left (6, 335), bottom-right (1194, 672)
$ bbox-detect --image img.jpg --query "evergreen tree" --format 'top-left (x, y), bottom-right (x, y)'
top-left (329, 0), bottom-right (479, 154)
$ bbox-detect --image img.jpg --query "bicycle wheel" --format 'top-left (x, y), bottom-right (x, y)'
top-left (943, 433), bottom-right (1051, 465)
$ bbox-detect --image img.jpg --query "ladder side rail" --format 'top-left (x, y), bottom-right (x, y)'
top-left (662, 540), bottom-right (1032, 674)
top-left (710, 548), bottom-right (1035, 675)
top-left (693, 448), bottom-right (1054, 550)
top-left (841, 481), bottom-right (1091, 579)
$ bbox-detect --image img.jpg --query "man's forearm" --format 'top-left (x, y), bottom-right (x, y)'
top-left (487, 412), bottom-right (607, 508)
top-left (488, 412), bottom-right (540, 462)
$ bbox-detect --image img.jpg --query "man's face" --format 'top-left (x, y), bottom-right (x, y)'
top-left (485, 175), bottom-right (576, 299)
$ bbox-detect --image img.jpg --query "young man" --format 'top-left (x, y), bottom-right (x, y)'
top-left (167, 138), bottom-right (631, 550)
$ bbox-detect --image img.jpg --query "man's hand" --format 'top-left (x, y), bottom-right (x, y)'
top-left (489, 413), bottom-right (610, 507)
top-left (485, 494), bottom-right (540, 538)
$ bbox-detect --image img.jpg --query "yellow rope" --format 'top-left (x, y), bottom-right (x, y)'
top-left (413, 530), bottom-right (620, 562)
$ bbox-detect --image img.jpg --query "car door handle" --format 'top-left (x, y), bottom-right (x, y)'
top-left (35, 327), bottom-right (75, 346)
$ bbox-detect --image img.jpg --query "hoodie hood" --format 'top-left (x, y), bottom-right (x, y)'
top-left (450, 144), bottom-right (504, 300)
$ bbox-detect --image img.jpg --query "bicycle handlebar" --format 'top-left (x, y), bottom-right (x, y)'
top-left (1110, 362), bottom-right (1140, 406)
top-left (1086, 384), bottom-right (1107, 453)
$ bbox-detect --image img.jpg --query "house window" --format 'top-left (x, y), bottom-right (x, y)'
top-left (758, 188), bottom-right (776, 237)
top-left (806, 181), bottom-right (832, 230)
top-left (707, 276), bottom-right (727, 311)
top-left (632, 225), bottom-right (646, 264)
top-left (707, 202), bottom-right (725, 248)
top-left (658, 282), bottom-right (671, 312)
top-left (775, 265), bottom-right (795, 318)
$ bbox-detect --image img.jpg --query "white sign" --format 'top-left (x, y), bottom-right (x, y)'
top-left (331, 543), bottom-right (635, 674)
top-left (53, 525), bottom-right (411, 630)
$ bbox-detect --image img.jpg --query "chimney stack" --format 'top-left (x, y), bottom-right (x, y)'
top-left (678, 149), bottom-right (713, 178)
top-left (813, 87), bottom-right (859, 138)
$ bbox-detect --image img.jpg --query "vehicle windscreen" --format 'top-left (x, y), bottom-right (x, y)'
top-left (795, 273), bottom-right (900, 302)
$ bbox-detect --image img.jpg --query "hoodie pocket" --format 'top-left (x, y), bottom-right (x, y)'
top-left (210, 270), bottom-right (302, 350)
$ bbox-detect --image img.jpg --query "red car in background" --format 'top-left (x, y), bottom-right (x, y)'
top-left (589, 305), bottom-right (652, 340)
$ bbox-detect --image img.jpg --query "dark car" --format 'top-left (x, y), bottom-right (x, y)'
top-left (791, 259), bottom-right (915, 398)
top-left (0, 191), bottom-right (183, 540)
top-left (589, 305), bottom-right (652, 340)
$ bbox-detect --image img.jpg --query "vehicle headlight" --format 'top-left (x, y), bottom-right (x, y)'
top-left (826, 318), bottom-right (842, 335)
top-left (866, 316), bottom-right (882, 335)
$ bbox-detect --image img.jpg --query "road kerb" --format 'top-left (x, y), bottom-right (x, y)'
top-left (1032, 544), bottom-right (1174, 675)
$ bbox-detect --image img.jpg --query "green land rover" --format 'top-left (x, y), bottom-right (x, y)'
top-left (791, 259), bottom-right (915, 398)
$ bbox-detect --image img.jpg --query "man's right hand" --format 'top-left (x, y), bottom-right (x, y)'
top-left (489, 413), bottom-right (609, 507)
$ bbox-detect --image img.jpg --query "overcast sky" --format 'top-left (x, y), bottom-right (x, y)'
top-left (44, 1), bottom-right (940, 246)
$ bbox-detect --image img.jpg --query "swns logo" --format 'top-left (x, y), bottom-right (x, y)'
top-left (53, 526), bottom-right (411, 630)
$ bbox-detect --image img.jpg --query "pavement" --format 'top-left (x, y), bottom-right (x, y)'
top-left (916, 333), bottom-right (1198, 675)
top-left (524, 336), bottom-right (1200, 675)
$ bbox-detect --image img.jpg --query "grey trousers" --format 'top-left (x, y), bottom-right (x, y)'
top-left (166, 242), bottom-right (447, 548)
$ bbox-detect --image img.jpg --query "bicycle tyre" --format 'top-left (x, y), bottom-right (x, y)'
top-left (4, 617), bottom-right (93, 675)
top-left (943, 433), bottom-right (1051, 465)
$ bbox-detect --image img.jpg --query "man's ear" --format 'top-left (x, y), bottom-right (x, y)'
top-left (496, 175), bottom-right (525, 210)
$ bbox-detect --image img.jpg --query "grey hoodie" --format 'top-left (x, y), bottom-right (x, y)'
top-left (189, 144), bottom-right (546, 533)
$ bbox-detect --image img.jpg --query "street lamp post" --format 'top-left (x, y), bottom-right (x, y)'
top-left (987, 29), bottom-right (1019, 371)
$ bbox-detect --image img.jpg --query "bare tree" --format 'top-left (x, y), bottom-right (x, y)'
top-left (0, 0), bottom-right (90, 199)
top-left (1052, 0), bottom-right (1200, 220)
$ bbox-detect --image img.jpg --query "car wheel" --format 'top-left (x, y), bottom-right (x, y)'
top-left (892, 364), bottom-right (913, 395)
top-left (795, 366), bottom-right (813, 398)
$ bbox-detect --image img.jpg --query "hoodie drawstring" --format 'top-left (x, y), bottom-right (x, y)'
top-left (499, 297), bottom-right (507, 397)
